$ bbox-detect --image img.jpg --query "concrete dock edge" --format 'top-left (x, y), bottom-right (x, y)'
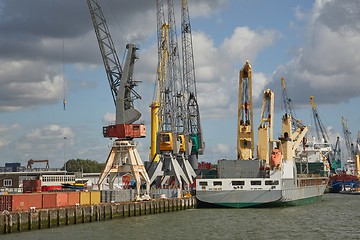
top-left (1, 197), bottom-right (196, 235)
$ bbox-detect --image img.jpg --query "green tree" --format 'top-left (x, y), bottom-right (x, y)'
top-left (61, 159), bottom-right (105, 173)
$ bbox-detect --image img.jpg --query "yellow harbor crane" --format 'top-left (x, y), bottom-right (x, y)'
top-left (148, 0), bottom-right (191, 188)
top-left (257, 89), bottom-right (274, 165)
top-left (237, 60), bottom-right (254, 160)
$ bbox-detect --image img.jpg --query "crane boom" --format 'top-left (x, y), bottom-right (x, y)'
top-left (237, 60), bottom-right (254, 160)
top-left (310, 96), bottom-right (330, 143)
top-left (87, 0), bottom-right (141, 124)
top-left (88, 0), bottom-right (150, 199)
top-left (181, 0), bottom-right (204, 157)
top-left (257, 89), bottom-right (274, 164)
top-left (281, 77), bottom-right (302, 129)
top-left (88, 0), bottom-right (144, 139)
top-left (167, 0), bottom-right (185, 136)
top-left (342, 117), bottom-right (355, 160)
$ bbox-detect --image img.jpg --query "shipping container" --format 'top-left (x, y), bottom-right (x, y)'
top-left (67, 192), bottom-right (80, 206)
top-left (0, 195), bottom-right (12, 211)
top-left (42, 193), bottom-right (57, 208)
top-left (12, 193), bottom-right (42, 211)
top-left (42, 192), bottom-right (68, 208)
top-left (109, 189), bottom-right (133, 202)
top-left (90, 191), bottom-right (100, 204)
top-left (56, 192), bottom-right (68, 207)
top-left (27, 193), bottom-right (43, 209)
top-left (79, 191), bottom-right (91, 205)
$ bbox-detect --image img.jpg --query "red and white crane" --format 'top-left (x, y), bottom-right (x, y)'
top-left (87, 0), bottom-right (150, 200)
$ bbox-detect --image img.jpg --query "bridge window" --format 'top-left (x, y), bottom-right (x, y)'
top-left (265, 180), bottom-right (279, 185)
top-left (213, 181), bottom-right (222, 186)
top-left (251, 181), bottom-right (262, 185)
top-left (199, 181), bottom-right (208, 186)
top-left (231, 181), bottom-right (245, 186)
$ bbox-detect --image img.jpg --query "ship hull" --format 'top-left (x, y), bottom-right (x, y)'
top-left (196, 189), bottom-right (282, 208)
top-left (328, 173), bottom-right (359, 193)
top-left (196, 177), bottom-right (328, 208)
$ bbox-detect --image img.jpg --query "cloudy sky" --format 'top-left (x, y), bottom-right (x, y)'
top-left (0, 0), bottom-right (359, 168)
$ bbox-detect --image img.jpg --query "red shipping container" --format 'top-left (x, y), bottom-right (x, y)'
top-left (67, 192), bottom-right (80, 206)
top-left (56, 192), bottom-right (68, 207)
top-left (12, 193), bottom-right (43, 211)
top-left (0, 195), bottom-right (12, 212)
top-left (27, 193), bottom-right (42, 209)
top-left (42, 192), bottom-right (68, 208)
top-left (12, 194), bottom-right (29, 211)
top-left (42, 193), bottom-right (57, 208)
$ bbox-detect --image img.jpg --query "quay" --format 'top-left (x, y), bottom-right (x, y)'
top-left (0, 197), bottom-right (196, 235)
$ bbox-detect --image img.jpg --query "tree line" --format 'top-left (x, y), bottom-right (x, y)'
top-left (61, 159), bottom-right (105, 173)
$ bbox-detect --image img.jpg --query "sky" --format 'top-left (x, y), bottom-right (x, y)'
top-left (0, 0), bottom-right (360, 168)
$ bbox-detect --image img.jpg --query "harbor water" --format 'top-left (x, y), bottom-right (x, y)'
top-left (2, 193), bottom-right (359, 240)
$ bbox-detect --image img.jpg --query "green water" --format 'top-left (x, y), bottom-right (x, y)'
top-left (2, 194), bottom-right (359, 240)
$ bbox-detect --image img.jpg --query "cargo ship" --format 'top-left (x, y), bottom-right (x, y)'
top-left (328, 172), bottom-right (358, 193)
top-left (328, 140), bottom-right (359, 193)
top-left (328, 158), bottom-right (359, 193)
top-left (195, 62), bottom-right (328, 208)
top-left (195, 114), bottom-right (329, 208)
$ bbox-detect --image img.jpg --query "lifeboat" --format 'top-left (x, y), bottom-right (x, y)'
top-left (271, 148), bottom-right (282, 168)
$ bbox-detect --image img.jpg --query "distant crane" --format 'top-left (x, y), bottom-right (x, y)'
top-left (87, 0), bottom-right (150, 200)
top-left (341, 117), bottom-right (355, 161)
top-left (27, 159), bottom-right (50, 170)
top-left (310, 96), bottom-right (337, 173)
top-left (341, 117), bottom-right (359, 175)
top-left (310, 96), bottom-right (331, 144)
top-left (237, 60), bottom-right (254, 160)
top-left (332, 136), bottom-right (342, 170)
top-left (280, 77), bottom-right (303, 130)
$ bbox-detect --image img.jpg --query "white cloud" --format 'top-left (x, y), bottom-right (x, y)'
top-left (189, 0), bottom-right (227, 18)
top-left (10, 124), bottom-right (76, 164)
top-left (192, 27), bottom-right (279, 119)
top-left (270, 0), bottom-right (360, 106)
top-left (103, 112), bottom-right (115, 123)
top-left (205, 143), bottom-right (235, 162)
top-left (294, 5), bottom-right (306, 21)
top-left (220, 27), bottom-right (280, 62)
top-left (0, 124), bottom-right (20, 148)
top-left (25, 124), bottom-right (74, 141)
top-left (0, 60), bottom-right (64, 111)
top-left (0, 123), bottom-right (20, 148)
